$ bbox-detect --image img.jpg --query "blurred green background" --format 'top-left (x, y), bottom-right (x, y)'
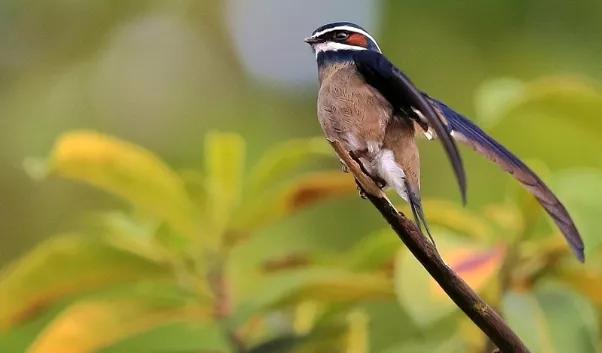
top-left (1, 1), bottom-right (601, 352)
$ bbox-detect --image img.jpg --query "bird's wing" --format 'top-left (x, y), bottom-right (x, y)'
top-left (353, 50), bottom-right (466, 203)
top-left (427, 96), bottom-right (585, 261)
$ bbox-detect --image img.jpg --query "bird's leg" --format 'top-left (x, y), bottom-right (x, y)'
top-left (355, 181), bottom-right (368, 199)
top-left (348, 150), bottom-right (370, 199)
top-left (373, 176), bottom-right (387, 189)
top-left (348, 149), bottom-right (387, 198)
top-left (348, 150), bottom-right (387, 189)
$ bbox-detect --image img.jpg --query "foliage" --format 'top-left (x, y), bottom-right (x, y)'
top-left (1, 77), bottom-right (602, 353)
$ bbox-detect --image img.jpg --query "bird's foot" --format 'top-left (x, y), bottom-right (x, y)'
top-left (374, 177), bottom-right (387, 189)
top-left (356, 185), bottom-right (368, 199)
top-left (339, 160), bottom-right (349, 173)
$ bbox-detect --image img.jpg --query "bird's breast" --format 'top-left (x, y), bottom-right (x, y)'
top-left (317, 64), bottom-right (392, 155)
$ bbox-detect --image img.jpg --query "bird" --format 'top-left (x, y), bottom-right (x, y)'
top-left (305, 21), bottom-right (585, 262)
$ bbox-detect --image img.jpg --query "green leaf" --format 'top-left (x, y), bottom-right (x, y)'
top-left (44, 131), bottom-right (198, 236)
top-left (559, 256), bottom-right (602, 308)
top-left (93, 211), bottom-right (174, 264)
top-left (247, 137), bottom-right (332, 193)
top-left (246, 335), bottom-right (305, 353)
top-left (179, 169), bottom-right (209, 211)
top-left (236, 172), bottom-right (356, 231)
top-left (420, 199), bottom-right (495, 241)
top-left (99, 321), bottom-right (231, 353)
top-left (476, 77), bottom-right (602, 134)
top-left (474, 78), bottom-right (526, 127)
top-left (476, 78), bottom-right (602, 169)
top-left (343, 229), bottom-right (401, 271)
top-left (0, 303), bottom-right (69, 353)
top-left (247, 314), bottom-right (372, 353)
top-left (516, 78), bottom-right (602, 136)
top-left (25, 290), bottom-right (209, 353)
top-left (552, 169), bottom-right (602, 256)
top-left (232, 268), bottom-right (393, 327)
top-left (0, 235), bottom-right (167, 329)
top-left (345, 310), bottom-right (369, 353)
top-left (394, 232), bottom-right (505, 327)
top-left (503, 283), bottom-right (598, 353)
top-left (381, 334), bottom-right (467, 353)
top-left (343, 201), bottom-right (495, 271)
top-left (281, 272), bottom-right (393, 306)
top-left (204, 132), bottom-right (246, 243)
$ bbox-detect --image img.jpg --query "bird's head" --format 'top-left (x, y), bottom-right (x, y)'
top-left (305, 22), bottom-right (381, 57)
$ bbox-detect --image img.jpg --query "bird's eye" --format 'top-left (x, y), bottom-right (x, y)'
top-left (333, 32), bottom-right (350, 41)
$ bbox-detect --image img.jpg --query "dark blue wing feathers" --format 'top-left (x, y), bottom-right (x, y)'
top-left (347, 50), bottom-right (583, 261)
top-left (353, 50), bottom-right (467, 203)
top-left (428, 97), bottom-right (585, 261)
top-left (433, 99), bottom-right (524, 167)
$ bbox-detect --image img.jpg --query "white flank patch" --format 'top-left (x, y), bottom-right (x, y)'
top-left (376, 149), bottom-right (408, 201)
top-left (310, 25), bottom-right (382, 52)
top-left (314, 41), bottom-right (366, 57)
top-left (366, 140), bottom-right (381, 155)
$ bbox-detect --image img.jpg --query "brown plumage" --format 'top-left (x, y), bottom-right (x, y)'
top-left (318, 62), bottom-right (421, 204)
top-left (307, 21), bottom-right (584, 261)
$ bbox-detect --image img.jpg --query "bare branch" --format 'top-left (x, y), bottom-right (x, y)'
top-left (329, 139), bottom-right (529, 353)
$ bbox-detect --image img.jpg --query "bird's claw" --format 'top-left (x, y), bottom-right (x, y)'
top-left (372, 176), bottom-right (387, 189)
top-left (357, 185), bottom-right (368, 199)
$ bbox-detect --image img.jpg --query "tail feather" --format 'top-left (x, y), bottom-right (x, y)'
top-left (405, 180), bottom-right (436, 248)
top-left (427, 96), bottom-right (585, 262)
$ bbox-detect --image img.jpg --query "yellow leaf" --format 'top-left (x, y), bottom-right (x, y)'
top-left (431, 246), bottom-right (506, 298)
top-left (291, 273), bottom-right (394, 304)
top-left (247, 137), bottom-right (331, 193)
top-left (0, 236), bottom-right (167, 329)
top-left (421, 199), bottom-right (494, 240)
top-left (346, 310), bottom-right (369, 353)
top-left (26, 298), bottom-right (207, 353)
top-left (204, 132), bottom-right (245, 243)
top-left (560, 265), bottom-right (602, 307)
top-left (48, 131), bottom-right (198, 237)
top-left (293, 301), bottom-right (322, 335)
top-left (395, 232), bottom-right (506, 326)
top-left (281, 172), bottom-right (355, 211)
top-left (344, 229), bottom-right (401, 271)
top-left (237, 171), bottom-right (356, 231)
top-left (235, 268), bottom-right (392, 325)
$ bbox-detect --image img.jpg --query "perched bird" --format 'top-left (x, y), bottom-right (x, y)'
top-left (305, 22), bottom-right (585, 261)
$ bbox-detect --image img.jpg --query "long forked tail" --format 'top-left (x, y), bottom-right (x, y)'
top-left (427, 97), bottom-right (585, 262)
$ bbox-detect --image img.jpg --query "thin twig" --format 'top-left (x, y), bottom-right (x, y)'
top-left (207, 258), bottom-right (246, 353)
top-left (329, 139), bottom-right (530, 353)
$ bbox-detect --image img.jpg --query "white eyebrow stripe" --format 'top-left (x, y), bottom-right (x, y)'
top-left (314, 41), bottom-right (367, 58)
top-left (311, 25), bottom-right (381, 52)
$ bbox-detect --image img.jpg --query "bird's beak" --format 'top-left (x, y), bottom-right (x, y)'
top-left (304, 36), bottom-right (321, 44)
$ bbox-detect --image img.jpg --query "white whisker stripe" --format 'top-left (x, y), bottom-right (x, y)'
top-left (314, 42), bottom-right (367, 57)
top-left (310, 25), bottom-right (381, 52)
